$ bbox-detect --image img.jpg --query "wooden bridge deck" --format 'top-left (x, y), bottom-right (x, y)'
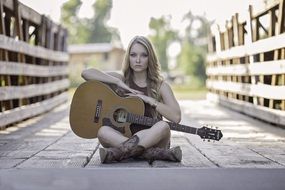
top-left (0, 100), bottom-right (285, 169)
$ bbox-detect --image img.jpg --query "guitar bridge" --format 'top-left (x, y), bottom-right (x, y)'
top-left (94, 100), bottom-right (102, 123)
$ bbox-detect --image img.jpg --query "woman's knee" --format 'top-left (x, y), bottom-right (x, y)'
top-left (97, 126), bottom-right (112, 141)
top-left (154, 121), bottom-right (170, 137)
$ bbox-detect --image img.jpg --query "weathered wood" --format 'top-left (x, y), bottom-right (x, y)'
top-left (207, 93), bottom-right (285, 127)
top-left (0, 0), bottom-right (69, 126)
top-left (0, 34), bottom-right (69, 62)
top-left (2, 0), bottom-right (43, 25)
top-left (1, 100), bottom-right (285, 169)
top-left (0, 92), bottom-right (68, 127)
top-left (206, 60), bottom-right (285, 76)
top-left (0, 61), bottom-right (68, 76)
top-left (206, 80), bottom-right (285, 100)
top-left (0, 79), bottom-right (69, 101)
top-left (207, 1), bottom-right (285, 125)
top-left (207, 33), bottom-right (285, 62)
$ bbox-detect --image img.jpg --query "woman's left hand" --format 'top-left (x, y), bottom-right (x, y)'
top-left (126, 93), bottom-right (155, 106)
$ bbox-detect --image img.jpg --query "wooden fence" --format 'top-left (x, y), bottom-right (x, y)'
top-left (0, 0), bottom-right (69, 129)
top-left (206, 0), bottom-right (285, 126)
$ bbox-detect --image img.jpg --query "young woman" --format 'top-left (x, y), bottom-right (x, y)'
top-left (81, 36), bottom-right (182, 164)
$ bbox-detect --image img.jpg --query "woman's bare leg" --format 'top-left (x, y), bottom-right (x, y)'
top-left (135, 121), bottom-right (171, 149)
top-left (97, 126), bottom-right (128, 148)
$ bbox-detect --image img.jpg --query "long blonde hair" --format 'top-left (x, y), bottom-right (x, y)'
top-left (122, 36), bottom-right (163, 100)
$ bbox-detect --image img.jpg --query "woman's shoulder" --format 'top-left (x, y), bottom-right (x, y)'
top-left (159, 80), bottom-right (173, 93)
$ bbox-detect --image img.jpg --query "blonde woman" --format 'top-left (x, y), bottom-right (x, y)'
top-left (81, 36), bottom-right (182, 164)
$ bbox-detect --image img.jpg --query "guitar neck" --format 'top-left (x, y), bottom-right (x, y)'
top-left (127, 113), bottom-right (198, 135)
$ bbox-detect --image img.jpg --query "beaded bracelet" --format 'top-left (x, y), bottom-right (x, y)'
top-left (152, 100), bottom-right (158, 109)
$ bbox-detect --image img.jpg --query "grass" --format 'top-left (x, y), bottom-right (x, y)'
top-left (171, 84), bottom-right (207, 100)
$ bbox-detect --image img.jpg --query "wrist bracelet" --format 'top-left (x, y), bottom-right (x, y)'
top-left (152, 100), bottom-right (158, 109)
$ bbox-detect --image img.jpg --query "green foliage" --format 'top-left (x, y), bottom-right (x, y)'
top-left (60, 0), bottom-right (89, 44)
top-left (148, 16), bottom-right (177, 72)
top-left (177, 41), bottom-right (206, 82)
top-left (175, 11), bottom-right (211, 85)
top-left (60, 0), bottom-right (120, 44)
top-left (89, 0), bottom-right (120, 43)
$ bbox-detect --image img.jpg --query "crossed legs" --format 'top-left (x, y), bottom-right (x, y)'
top-left (97, 121), bottom-right (182, 164)
top-left (97, 121), bottom-right (171, 149)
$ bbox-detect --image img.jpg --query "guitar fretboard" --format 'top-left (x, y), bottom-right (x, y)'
top-left (126, 113), bottom-right (198, 135)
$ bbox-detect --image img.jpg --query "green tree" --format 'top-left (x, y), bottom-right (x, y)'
top-left (89, 0), bottom-right (120, 43)
top-left (60, 0), bottom-right (89, 44)
top-left (60, 0), bottom-right (120, 44)
top-left (148, 16), bottom-right (177, 73)
top-left (176, 11), bottom-right (210, 84)
top-left (178, 42), bottom-right (205, 79)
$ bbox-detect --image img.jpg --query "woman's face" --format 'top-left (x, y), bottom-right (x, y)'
top-left (129, 42), bottom-right (149, 73)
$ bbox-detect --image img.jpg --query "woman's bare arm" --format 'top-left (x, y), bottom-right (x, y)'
top-left (81, 68), bottom-right (142, 94)
top-left (155, 81), bottom-right (181, 123)
top-left (81, 68), bottom-right (122, 85)
top-left (129, 81), bottom-right (181, 123)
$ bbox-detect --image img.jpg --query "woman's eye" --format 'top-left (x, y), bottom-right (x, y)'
top-left (130, 53), bottom-right (136, 57)
top-left (142, 53), bottom-right (148, 57)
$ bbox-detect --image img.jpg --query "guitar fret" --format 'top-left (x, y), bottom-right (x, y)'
top-left (139, 115), bottom-right (143, 124)
top-left (127, 113), bottom-right (211, 137)
top-left (147, 118), bottom-right (152, 126)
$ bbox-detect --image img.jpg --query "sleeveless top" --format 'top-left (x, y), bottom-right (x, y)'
top-left (129, 79), bottom-right (157, 135)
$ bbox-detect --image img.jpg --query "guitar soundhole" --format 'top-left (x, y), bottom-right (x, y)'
top-left (113, 108), bottom-right (128, 123)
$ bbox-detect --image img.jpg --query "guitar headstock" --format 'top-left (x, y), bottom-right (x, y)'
top-left (197, 125), bottom-right (223, 141)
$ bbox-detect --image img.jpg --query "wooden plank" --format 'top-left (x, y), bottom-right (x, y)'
top-left (0, 92), bottom-right (68, 127)
top-left (13, 0), bottom-right (29, 107)
top-left (0, 79), bottom-right (69, 101)
top-left (2, 0), bottom-right (42, 25)
top-left (0, 61), bottom-right (68, 76)
top-left (0, 34), bottom-right (69, 62)
top-left (206, 80), bottom-right (285, 100)
top-left (206, 60), bottom-right (285, 76)
top-left (207, 92), bottom-right (285, 127)
top-left (277, 0), bottom-right (285, 34)
top-left (0, 0), bottom-right (12, 111)
top-left (152, 134), bottom-right (217, 168)
top-left (185, 136), bottom-right (281, 168)
top-left (86, 144), bottom-right (151, 168)
top-left (207, 33), bottom-right (285, 62)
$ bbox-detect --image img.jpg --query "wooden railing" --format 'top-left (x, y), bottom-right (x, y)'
top-left (206, 0), bottom-right (285, 126)
top-left (0, 0), bottom-right (69, 129)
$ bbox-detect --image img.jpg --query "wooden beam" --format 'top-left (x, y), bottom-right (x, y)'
top-left (0, 79), bottom-right (69, 101)
top-left (0, 34), bottom-right (69, 62)
top-left (207, 92), bottom-right (285, 127)
top-left (206, 59), bottom-right (285, 76)
top-left (206, 80), bottom-right (285, 100)
top-left (207, 33), bottom-right (285, 62)
top-left (0, 92), bottom-right (68, 127)
top-left (0, 61), bottom-right (68, 76)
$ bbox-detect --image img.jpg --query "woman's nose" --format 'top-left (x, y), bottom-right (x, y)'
top-left (136, 56), bottom-right (140, 63)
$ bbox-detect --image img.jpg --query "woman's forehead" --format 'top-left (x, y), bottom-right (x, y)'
top-left (130, 43), bottom-right (147, 52)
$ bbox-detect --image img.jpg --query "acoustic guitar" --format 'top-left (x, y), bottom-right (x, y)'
top-left (69, 80), bottom-right (223, 141)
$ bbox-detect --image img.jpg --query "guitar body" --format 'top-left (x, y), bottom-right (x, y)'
top-left (69, 81), bottom-right (145, 139)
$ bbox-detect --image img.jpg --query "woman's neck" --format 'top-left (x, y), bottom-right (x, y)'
top-left (133, 71), bottom-right (147, 87)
